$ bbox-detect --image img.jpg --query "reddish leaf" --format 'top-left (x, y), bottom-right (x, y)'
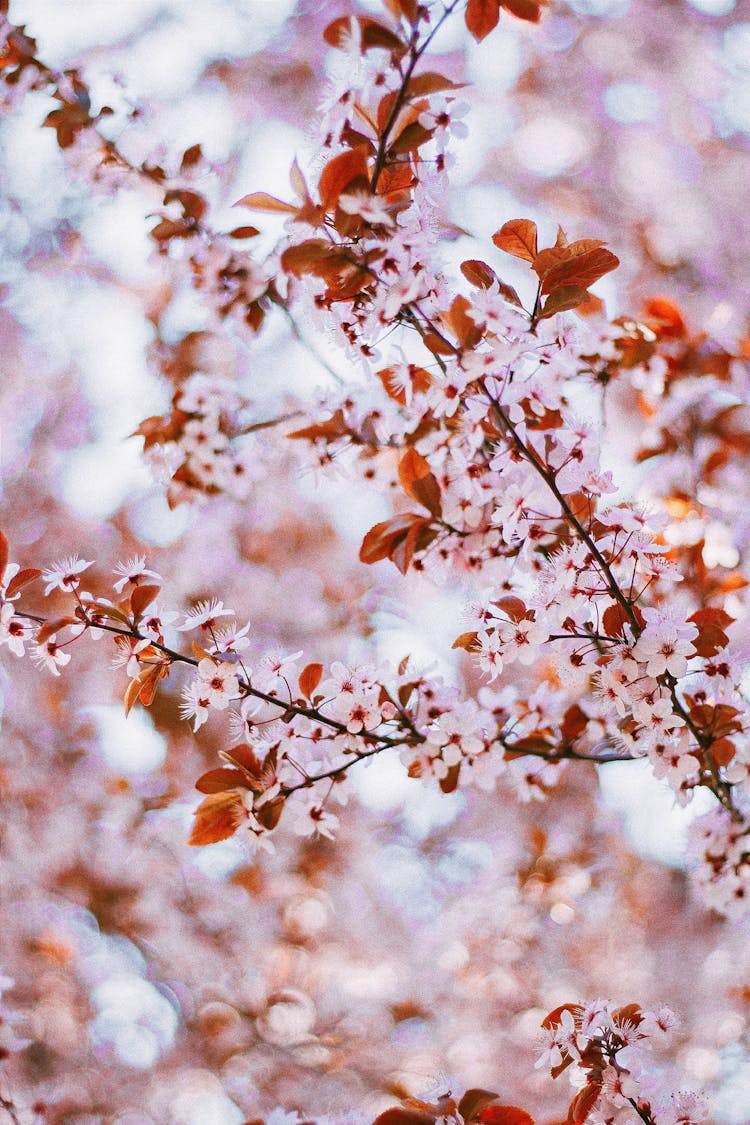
top-left (688, 607), bottom-right (733, 657)
top-left (439, 762), bottom-right (461, 793)
top-left (602, 601), bottom-right (645, 637)
top-left (376, 89), bottom-right (400, 133)
top-left (507, 735), bottom-right (554, 756)
top-left (150, 218), bottom-right (192, 243)
top-left (565, 237), bottom-right (607, 255)
top-left (0, 529), bottom-right (7, 581)
top-left (130, 584), bottom-right (160, 618)
top-left (376, 365), bottom-right (432, 404)
top-left (465, 0), bottom-right (501, 41)
top-left (458, 1090), bottom-right (500, 1123)
top-left (5, 567), bottom-right (41, 597)
top-left (398, 443), bottom-right (434, 488)
top-left (288, 410), bottom-right (350, 442)
top-left (560, 704), bottom-right (587, 743)
top-left (461, 259), bottom-right (498, 290)
top-left (644, 295), bottom-right (687, 338)
top-left (390, 516), bottom-right (436, 574)
top-left (281, 242), bottom-right (371, 301)
top-left (340, 123), bottom-right (378, 153)
top-left (180, 143), bottom-right (202, 171)
top-left (478, 1108), bottom-right (535, 1125)
top-left (195, 768), bottom-right (250, 794)
top-left (575, 290), bottom-right (605, 317)
top-left (444, 294), bottom-right (484, 349)
top-left (36, 618), bottom-right (77, 644)
top-left (234, 191), bottom-right (297, 214)
top-left (387, 121), bottom-right (435, 157)
top-left (228, 225), bottom-right (261, 239)
top-left (299, 662), bottom-right (324, 699)
top-left (81, 600), bottom-right (131, 627)
top-left (124, 673), bottom-right (147, 718)
top-left (360, 515), bottom-right (426, 565)
top-left (138, 671), bottom-right (160, 708)
top-left (375, 160), bottom-right (417, 200)
top-left (406, 72), bottom-right (465, 98)
top-left (221, 743), bottom-right (264, 781)
top-left (531, 246), bottom-right (568, 277)
top-left (566, 1083), bottom-right (601, 1125)
top-left (452, 631), bottom-right (481, 651)
top-left (398, 448), bottom-right (442, 516)
top-left (501, 0), bottom-right (543, 20)
top-left (163, 188), bottom-right (206, 223)
top-left (387, 0), bottom-right (420, 22)
top-left (323, 16), bottom-right (407, 54)
top-left (538, 249), bottom-right (620, 295)
top-left (280, 240), bottom-right (335, 278)
top-left (539, 286), bottom-right (588, 319)
top-left (411, 474), bottom-right (440, 517)
top-left (254, 796), bottom-right (284, 831)
top-left (492, 219), bottom-right (538, 262)
top-left (494, 595), bottom-right (527, 622)
top-left (318, 147), bottom-right (370, 210)
top-left (542, 1003), bottom-right (584, 1030)
top-left (372, 1111), bottom-right (435, 1125)
top-left (711, 738), bottom-right (736, 767)
top-left (422, 330), bottom-right (456, 356)
top-left (189, 792), bottom-right (243, 846)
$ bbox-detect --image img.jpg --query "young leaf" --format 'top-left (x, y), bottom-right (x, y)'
top-left (189, 792), bottom-right (243, 846)
top-left (566, 1083), bottom-right (601, 1125)
top-left (299, 662), bottom-right (324, 699)
top-left (465, 0), bottom-right (502, 41)
top-left (372, 1111), bottom-right (434, 1125)
top-left (539, 286), bottom-right (588, 319)
top-left (457, 1090), bottom-right (500, 1123)
top-left (398, 448), bottom-right (442, 517)
top-left (323, 16), bottom-right (407, 54)
top-left (5, 567), bottom-right (41, 597)
top-left (195, 768), bottom-right (251, 794)
top-left (492, 219), bottom-right (538, 262)
top-left (501, 0), bottom-right (544, 20)
top-left (234, 191), bottom-right (297, 214)
top-left (228, 225), bottom-right (261, 239)
top-left (318, 147), bottom-right (370, 210)
top-left (688, 607), bottom-right (733, 657)
top-left (37, 618), bottom-right (77, 644)
top-left (477, 1108), bottom-right (534, 1125)
top-left (180, 143), bottom-right (202, 171)
top-left (406, 72), bottom-right (466, 98)
top-left (452, 631), bottom-right (481, 651)
top-left (130, 584), bottom-right (160, 618)
top-left (461, 259), bottom-right (498, 290)
top-left (538, 248), bottom-right (619, 295)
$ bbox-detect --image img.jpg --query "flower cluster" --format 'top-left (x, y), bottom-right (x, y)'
top-left (536, 1000), bottom-right (707, 1125)
top-left (135, 371), bottom-right (271, 504)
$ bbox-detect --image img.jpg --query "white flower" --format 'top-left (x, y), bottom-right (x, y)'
top-left (633, 624), bottom-right (696, 678)
top-left (177, 599), bottom-right (234, 633)
top-left (291, 799), bottom-right (340, 841)
top-left (196, 658), bottom-right (242, 709)
top-left (338, 191), bottom-right (394, 226)
top-left (180, 680), bottom-right (212, 732)
top-left (42, 555), bottom-right (93, 596)
top-left (0, 602), bottom-right (32, 656)
top-left (207, 621), bottom-right (251, 656)
top-left (112, 555), bottom-right (162, 594)
top-left (31, 636), bottom-right (71, 675)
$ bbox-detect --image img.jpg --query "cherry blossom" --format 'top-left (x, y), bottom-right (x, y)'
top-left (1, 0), bottom-right (750, 1120)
